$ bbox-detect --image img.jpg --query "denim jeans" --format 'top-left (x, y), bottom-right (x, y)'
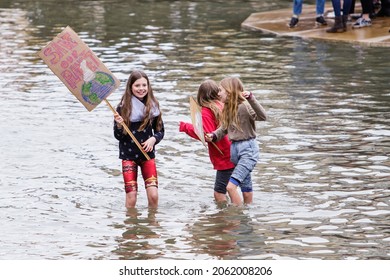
top-left (330, 0), bottom-right (353, 17)
top-left (293, 0), bottom-right (326, 15)
top-left (230, 139), bottom-right (259, 193)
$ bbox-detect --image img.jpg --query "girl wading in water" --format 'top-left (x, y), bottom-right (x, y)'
top-left (205, 77), bottom-right (267, 206)
top-left (114, 70), bottom-right (164, 208)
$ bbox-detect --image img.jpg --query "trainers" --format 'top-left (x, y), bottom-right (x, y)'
top-left (287, 17), bottom-right (299, 28)
top-left (316, 16), bottom-right (327, 26)
top-left (352, 17), bottom-right (372, 28)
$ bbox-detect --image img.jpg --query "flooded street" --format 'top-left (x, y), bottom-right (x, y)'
top-left (0, 0), bottom-right (389, 260)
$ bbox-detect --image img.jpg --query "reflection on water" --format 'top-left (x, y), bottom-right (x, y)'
top-left (0, 0), bottom-right (389, 260)
top-left (113, 208), bottom-right (163, 260)
top-left (187, 207), bottom-right (265, 260)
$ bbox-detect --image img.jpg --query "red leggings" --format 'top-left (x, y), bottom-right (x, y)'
top-left (122, 159), bottom-right (158, 193)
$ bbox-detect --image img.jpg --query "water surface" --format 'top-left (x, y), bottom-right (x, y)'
top-left (0, 0), bottom-right (389, 260)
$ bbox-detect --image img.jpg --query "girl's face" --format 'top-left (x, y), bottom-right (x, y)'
top-left (131, 77), bottom-right (148, 99)
top-left (218, 85), bottom-right (228, 103)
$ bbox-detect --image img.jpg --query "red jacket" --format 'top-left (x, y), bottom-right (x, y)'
top-left (179, 105), bottom-right (234, 171)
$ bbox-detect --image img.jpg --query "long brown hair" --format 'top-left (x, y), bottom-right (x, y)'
top-left (197, 79), bottom-right (222, 125)
top-left (118, 70), bottom-right (162, 132)
top-left (220, 76), bottom-right (245, 131)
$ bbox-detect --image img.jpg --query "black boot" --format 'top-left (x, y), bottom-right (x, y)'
top-left (326, 16), bottom-right (344, 33)
top-left (342, 15), bottom-right (349, 32)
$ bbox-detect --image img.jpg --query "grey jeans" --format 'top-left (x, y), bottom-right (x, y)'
top-left (230, 138), bottom-right (259, 192)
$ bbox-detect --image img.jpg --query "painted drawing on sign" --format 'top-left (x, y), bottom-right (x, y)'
top-left (38, 26), bottom-right (120, 111)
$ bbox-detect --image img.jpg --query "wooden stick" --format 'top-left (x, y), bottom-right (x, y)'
top-left (105, 99), bottom-right (150, 161)
top-left (211, 141), bottom-right (224, 156)
top-left (204, 132), bottom-right (224, 155)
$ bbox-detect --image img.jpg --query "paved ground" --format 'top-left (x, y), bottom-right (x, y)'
top-left (241, 4), bottom-right (390, 47)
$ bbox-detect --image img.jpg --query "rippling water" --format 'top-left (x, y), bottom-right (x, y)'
top-left (1, 0), bottom-right (389, 260)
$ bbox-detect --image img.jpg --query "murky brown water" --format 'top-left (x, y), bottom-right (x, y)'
top-left (1, 0), bottom-right (389, 260)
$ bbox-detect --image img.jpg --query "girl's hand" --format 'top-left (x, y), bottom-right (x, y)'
top-left (204, 133), bottom-right (214, 142)
top-left (114, 113), bottom-right (124, 127)
top-left (142, 137), bottom-right (156, 152)
top-left (242, 91), bottom-right (251, 99)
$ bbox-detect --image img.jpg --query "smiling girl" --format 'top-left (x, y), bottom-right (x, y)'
top-left (113, 70), bottom-right (164, 208)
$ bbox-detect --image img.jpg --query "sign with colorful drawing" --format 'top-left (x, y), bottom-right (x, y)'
top-left (38, 26), bottom-right (120, 111)
top-left (189, 96), bottom-right (207, 147)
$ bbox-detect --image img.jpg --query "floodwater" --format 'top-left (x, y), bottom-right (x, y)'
top-left (0, 0), bottom-right (389, 260)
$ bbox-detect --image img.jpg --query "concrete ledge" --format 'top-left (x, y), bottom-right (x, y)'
top-left (241, 4), bottom-right (390, 47)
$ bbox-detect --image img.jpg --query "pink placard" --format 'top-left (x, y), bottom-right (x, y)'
top-left (38, 26), bottom-right (120, 111)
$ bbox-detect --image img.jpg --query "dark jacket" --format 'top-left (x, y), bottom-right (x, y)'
top-left (114, 106), bottom-right (164, 161)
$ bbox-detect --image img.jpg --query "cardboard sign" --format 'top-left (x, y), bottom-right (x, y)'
top-left (189, 96), bottom-right (207, 147)
top-left (38, 26), bottom-right (120, 111)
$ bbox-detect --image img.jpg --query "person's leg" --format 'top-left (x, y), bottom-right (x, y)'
top-left (146, 187), bottom-right (158, 208)
top-left (331, 0), bottom-right (341, 17)
top-left (229, 140), bottom-right (259, 206)
top-left (214, 169), bottom-right (233, 203)
top-left (350, 0), bottom-right (356, 13)
top-left (243, 192), bottom-right (253, 204)
top-left (288, 0), bottom-right (303, 27)
top-left (125, 192), bottom-right (137, 208)
top-left (122, 160), bottom-right (138, 208)
top-left (293, 0), bottom-right (303, 16)
top-left (352, 0), bottom-right (372, 28)
top-left (327, 0), bottom-right (344, 32)
top-left (226, 179), bottom-right (242, 206)
top-left (341, 0), bottom-right (353, 30)
top-left (342, 0), bottom-right (353, 16)
top-left (316, 0), bottom-right (326, 15)
top-left (214, 192), bottom-right (227, 202)
top-left (140, 158), bottom-right (159, 208)
top-left (315, 0), bottom-right (328, 25)
top-left (228, 143), bottom-right (243, 206)
top-left (361, 0), bottom-right (373, 15)
top-left (240, 175), bottom-right (254, 204)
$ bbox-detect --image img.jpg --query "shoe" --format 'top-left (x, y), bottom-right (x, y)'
top-left (352, 17), bottom-right (372, 28)
top-left (316, 16), bottom-right (327, 26)
top-left (326, 16), bottom-right (344, 33)
top-left (287, 17), bottom-right (299, 28)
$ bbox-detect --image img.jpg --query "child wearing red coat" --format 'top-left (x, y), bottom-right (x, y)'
top-left (179, 80), bottom-right (234, 203)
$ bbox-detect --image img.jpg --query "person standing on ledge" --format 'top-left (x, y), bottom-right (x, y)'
top-left (287, 0), bottom-right (328, 28)
top-left (352, 0), bottom-right (374, 28)
top-left (327, 0), bottom-right (353, 32)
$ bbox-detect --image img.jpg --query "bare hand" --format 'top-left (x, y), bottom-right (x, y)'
top-left (114, 113), bottom-right (124, 127)
top-left (142, 137), bottom-right (156, 152)
top-left (204, 133), bottom-right (214, 142)
top-left (242, 91), bottom-right (251, 99)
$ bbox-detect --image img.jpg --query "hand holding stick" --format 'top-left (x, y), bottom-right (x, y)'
top-left (204, 133), bottom-right (224, 155)
top-left (105, 99), bottom-right (150, 160)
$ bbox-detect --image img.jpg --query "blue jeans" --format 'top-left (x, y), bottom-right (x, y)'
top-left (230, 139), bottom-right (259, 193)
top-left (330, 0), bottom-right (353, 17)
top-left (293, 0), bottom-right (326, 15)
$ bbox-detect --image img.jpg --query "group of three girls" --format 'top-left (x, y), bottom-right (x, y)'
top-left (114, 70), bottom-right (267, 209)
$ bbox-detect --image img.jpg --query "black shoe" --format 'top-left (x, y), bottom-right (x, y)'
top-left (287, 17), bottom-right (299, 28)
top-left (315, 16), bottom-right (328, 26)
